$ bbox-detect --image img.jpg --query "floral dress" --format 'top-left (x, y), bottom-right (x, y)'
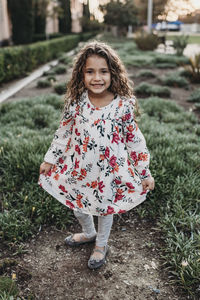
top-left (38, 91), bottom-right (151, 216)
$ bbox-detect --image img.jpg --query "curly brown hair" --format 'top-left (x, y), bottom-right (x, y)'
top-left (65, 40), bottom-right (139, 113)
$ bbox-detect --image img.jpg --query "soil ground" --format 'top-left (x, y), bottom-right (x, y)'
top-left (1, 59), bottom-right (199, 300)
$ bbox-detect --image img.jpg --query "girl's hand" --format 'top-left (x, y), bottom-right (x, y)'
top-left (141, 176), bottom-right (155, 191)
top-left (39, 162), bottom-right (53, 176)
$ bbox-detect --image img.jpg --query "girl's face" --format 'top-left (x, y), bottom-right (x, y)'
top-left (83, 55), bottom-right (111, 97)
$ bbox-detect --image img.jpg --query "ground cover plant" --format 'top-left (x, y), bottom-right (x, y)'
top-left (1, 35), bottom-right (200, 298)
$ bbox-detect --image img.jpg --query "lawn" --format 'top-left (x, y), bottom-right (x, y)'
top-left (0, 35), bottom-right (200, 299)
top-left (166, 34), bottom-right (200, 44)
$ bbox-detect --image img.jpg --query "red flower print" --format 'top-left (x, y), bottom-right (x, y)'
top-left (66, 200), bottom-right (74, 209)
top-left (140, 190), bottom-right (147, 195)
top-left (125, 113), bottom-right (131, 120)
top-left (114, 193), bottom-right (123, 202)
top-left (53, 174), bottom-right (60, 181)
top-left (91, 181), bottom-right (98, 188)
top-left (115, 178), bottom-right (121, 185)
top-left (98, 181), bottom-right (105, 193)
top-left (112, 132), bottom-right (120, 144)
top-left (118, 209), bottom-right (126, 214)
top-left (65, 137), bottom-right (71, 152)
top-left (71, 170), bottom-right (78, 177)
top-left (76, 194), bottom-right (83, 208)
top-left (59, 185), bottom-right (68, 193)
top-left (100, 154), bottom-right (105, 160)
top-left (74, 158), bottom-right (79, 169)
top-left (106, 206), bottom-right (115, 214)
top-left (141, 169), bottom-right (146, 176)
top-left (128, 167), bottom-right (135, 177)
top-left (75, 145), bottom-right (81, 155)
top-left (61, 164), bottom-right (68, 174)
top-left (127, 159), bottom-right (131, 166)
top-left (81, 168), bottom-right (87, 177)
top-left (109, 155), bottom-right (117, 167)
top-left (75, 128), bottom-right (80, 136)
top-left (87, 104), bottom-right (90, 108)
top-left (59, 157), bottom-right (64, 164)
top-left (47, 169), bottom-right (52, 176)
top-left (105, 147), bottom-right (110, 158)
top-left (130, 151), bottom-right (137, 161)
top-left (126, 132), bottom-right (134, 142)
top-left (127, 125), bottom-right (134, 132)
top-left (126, 182), bottom-right (135, 189)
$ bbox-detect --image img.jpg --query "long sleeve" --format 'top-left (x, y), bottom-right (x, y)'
top-left (122, 98), bottom-right (151, 180)
top-left (44, 109), bottom-right (74, 165)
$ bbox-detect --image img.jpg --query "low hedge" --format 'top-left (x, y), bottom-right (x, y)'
top-left (0, 32), bottom-right (95, 84)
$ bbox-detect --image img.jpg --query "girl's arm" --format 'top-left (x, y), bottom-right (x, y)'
top-left (122, 99), bottom-right (151, 181)
top-left (43, 109), bottom-right (74, 165)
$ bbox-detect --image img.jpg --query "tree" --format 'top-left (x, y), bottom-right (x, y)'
top-left (100, 0), bottom-right (138, 34)
top-left (58, 0), bottom-right (71, 34)
top-left (135, 0), bottom-right (168, 24)
top-left (34, 0), bottom-right (49, 34)
top-left (7, 0), bottom-right (34, 44)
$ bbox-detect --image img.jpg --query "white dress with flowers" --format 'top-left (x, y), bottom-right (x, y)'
top-left (38, 91), bottom-right (151, 216)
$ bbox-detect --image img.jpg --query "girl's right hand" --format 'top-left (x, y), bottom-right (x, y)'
top-left (39, 162), bottom-right (53, 176)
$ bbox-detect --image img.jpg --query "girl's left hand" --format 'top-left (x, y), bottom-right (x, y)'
top-left (141, 176), bottom-right (155, 191)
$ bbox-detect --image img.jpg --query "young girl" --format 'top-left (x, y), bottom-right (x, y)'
top-left (39, 41), bottom-right (154, 270)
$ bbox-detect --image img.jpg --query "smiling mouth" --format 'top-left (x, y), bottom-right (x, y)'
top-left (91, 84), bottom-right (104, 88)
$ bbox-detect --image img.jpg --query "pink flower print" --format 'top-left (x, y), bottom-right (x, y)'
top-left (87, 103), bottom-right (90, 108)
top-left (105, 147), bottom-right (110, 158)
top-left (115, 178), bottom-right (121, 185)
top-left (98, 181), bottom-right (105, 193)
top-left (109, 155), bottom-right (117, 167)
top-left (126, 132), bottom-right (134, 142)
top-left (74, 158), bottom-right (79, 169)
top-left (75, 145), bottom-right (81, 155)
top-left (122, 113), bottom-right (131, 121)
top-left (121, 137), bottom-right (124, 143)
top-left (59, 185), bottom-right (68, 193)
top-left (106, 206), bottom-right (115, 215)
top-left (118, 209), bottom-right (126, 214)
top-left (47, 169), bottom-right (52, 176)
top-left (75, 128), bottom-right (80, 136)
top-left (59, 157), bottom-right (64, 164)
top-left (130, 151), bottom-right (137, 161)
top-left (114, 193), bottom-right (123, 202)
top-left (127, 159), bottom-right (131, 166)
top-left (112, 133), bottom-right (120, 144)
top-left (126, 182), bottom-right (135, 189)
top-left (61, 164), bottom-right (68, 174)
top-left (65, 200), bottom-right (74, 209)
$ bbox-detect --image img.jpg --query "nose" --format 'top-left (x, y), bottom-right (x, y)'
top-left (94, 72), bottom-right (101, 80)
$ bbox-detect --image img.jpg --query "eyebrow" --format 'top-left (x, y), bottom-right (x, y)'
top-left (85, 67), bottom-right (109, 70)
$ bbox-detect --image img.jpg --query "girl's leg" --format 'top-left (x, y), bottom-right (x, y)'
top-left (73, 210), bottom-right (97, 239)
top-left (96, 214), bottom-right (114, 247)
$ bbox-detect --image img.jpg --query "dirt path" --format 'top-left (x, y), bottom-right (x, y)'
top-left (1, 58), bottom-right (199, 299)
top-left (13, 213), bottom-right (185, 300)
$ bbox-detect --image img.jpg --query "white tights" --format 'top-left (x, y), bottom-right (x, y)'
top-left (73, 210), bottom-right (113, 247)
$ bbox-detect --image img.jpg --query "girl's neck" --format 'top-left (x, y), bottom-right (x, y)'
top-left (88, 90), bottom-right (114, 108)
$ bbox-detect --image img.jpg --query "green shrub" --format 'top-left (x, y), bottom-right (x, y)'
top-left (54, 82), bottom-right (67, 95)
top-left (135, 82), bottom-right (171, 97)
top-left (153, 54), bottom-right (189, 66)
top-left (53, 65), bottom-right (66, 74)
top-left (172, 35), bottom-right (189, 56)
top-left (134, 32), bottom-right (160, 51)
top-left (36, 79), bottom-right (51, 88)
top-left (137, 70), bottom-right (157, 78)
top-left (155, 62), bottom-right (177, 69)
top-left (58, 54), bottom-right (72, 65)
top-left (161, 72), bottom-right (189, 88)
top-left (187, 88), bottom-right (200, 103)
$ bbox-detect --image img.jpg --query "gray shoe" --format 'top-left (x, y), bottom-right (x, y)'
top-left (64, 233), bottom-right (96, 246)
top-left (88, 245), bottom-right (109, 269)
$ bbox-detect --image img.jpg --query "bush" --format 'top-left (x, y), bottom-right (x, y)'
top-left (54, 82), bottom-right (67, 95)
top-left (36, 79), bottom-right (51, 88)
top-left (134, 32), bottom-right (160, 51)
top-left (137, 70), bottom-right (157, 78)
top-left (187, 88), bottom-right (200, 103)
top-left (183, 53), bottom-right (200, 83)
top-left (135, 82), bottom-right (171, 97)
top-left (161, 72), bottom-right (189, 88)
top-left (172, 35), bottom-right (189, 56)
top-left (53, 65), bottom-right (66, 74)
top-left (0, 32), bottom-right (95, 84)
top-left (153, 54), bottom-right (189, 66)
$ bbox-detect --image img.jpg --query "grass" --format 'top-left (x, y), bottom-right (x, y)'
top-left (161, 71), bottom-right (189, 89)
top-left (135, 82), bottom-right (171, 97)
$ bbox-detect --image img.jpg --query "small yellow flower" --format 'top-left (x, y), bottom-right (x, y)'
top-left (12, 273), bottom-right (17, 280)
top-left (24, 196), bottom-right (28, 201)
top-left (32, 207), bottom-right (35, 212)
